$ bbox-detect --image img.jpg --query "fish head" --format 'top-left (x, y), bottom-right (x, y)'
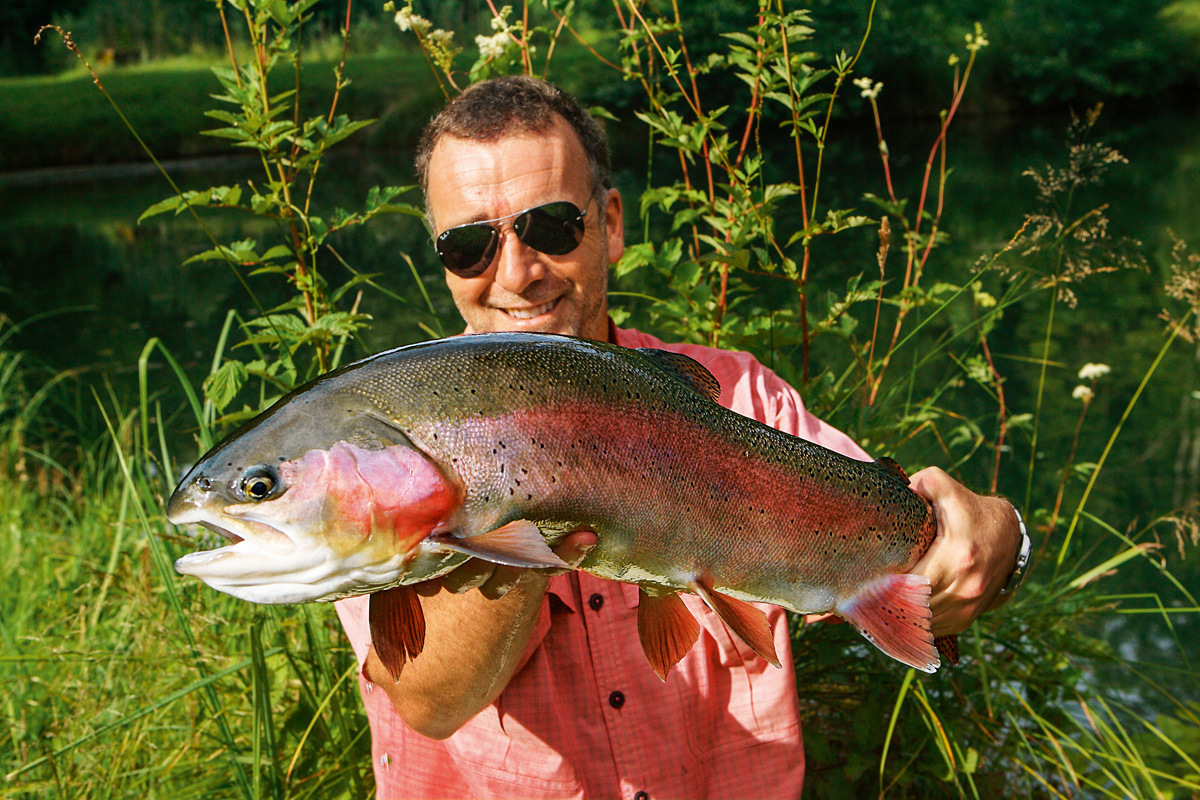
top-left (167, 387), bottom-right (463, 604)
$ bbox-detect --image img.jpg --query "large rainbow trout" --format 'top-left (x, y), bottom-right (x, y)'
top-left (167, 332), bottom-right (952, 679)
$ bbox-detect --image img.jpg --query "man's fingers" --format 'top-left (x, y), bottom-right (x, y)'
top-left (553, 530), bottom-right (599, 567)
top-left (442, 558), bottom-right (499, 594)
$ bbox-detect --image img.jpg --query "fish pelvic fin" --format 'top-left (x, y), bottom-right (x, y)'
top-left (689, 577), bottom-right (781, 668)
top-left (429, 520), bottom-right (569, 569)
top-left (836, 573), bottom-right (940, 673)
top-left (935, 634), bottom-right (960, 666)
top-left (369, 585), bottom-right (426, 681)
top-left (637, 589), bottom-right (701, 681)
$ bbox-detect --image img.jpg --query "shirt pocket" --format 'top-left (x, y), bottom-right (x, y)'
top-left (679, 597), bottom-right (799, 760)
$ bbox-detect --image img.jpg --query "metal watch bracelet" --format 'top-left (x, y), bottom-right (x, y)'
top-left (999, 500), bottom-right (1031, 595)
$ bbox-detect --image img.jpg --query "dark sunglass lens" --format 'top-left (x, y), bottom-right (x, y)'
top-left (436, 224), bottom-right (499, 277)
top-left (514, 201), bottom-right (585, 256)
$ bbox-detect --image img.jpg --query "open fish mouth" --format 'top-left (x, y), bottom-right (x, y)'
top-left (168, 506), bottom-right (418, 605)
top-left (169, 509), bottom-right (340, 603)
top-left (201, 521), bottom-right (243, 545)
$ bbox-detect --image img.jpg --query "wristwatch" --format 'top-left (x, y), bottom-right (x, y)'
top-left (999, 500), bottom-right (1031, 596)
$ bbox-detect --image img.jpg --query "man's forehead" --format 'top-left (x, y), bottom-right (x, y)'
top-left (425, 122), bottom-right (591, 225)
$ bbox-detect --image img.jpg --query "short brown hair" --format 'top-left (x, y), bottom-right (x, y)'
top-left (415, 76), bottom-right (611, 197)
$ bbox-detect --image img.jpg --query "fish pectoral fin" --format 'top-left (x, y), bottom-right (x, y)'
top-left (688, 577), bottom-right (781, 668)
top-left (637, 589), bottom-right (701, 681)
top-left (428, 520), bottom-right (569, 569)
top-left (369, 585), bottom-right (426, 681)
top-left (935, 634), bottom-right (960, 666)
top-left (835, 573), bottom-right (940, 673)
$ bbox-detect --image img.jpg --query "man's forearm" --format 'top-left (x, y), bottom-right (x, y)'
top-left (364, 572), bottom-right (552, 739)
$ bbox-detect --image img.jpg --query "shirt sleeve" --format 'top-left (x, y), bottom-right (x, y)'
top-left (335, 594), bottom-right (372, 671)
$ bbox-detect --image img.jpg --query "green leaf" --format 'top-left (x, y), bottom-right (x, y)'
top-left (138, 196), bottom-right (184, 224)
top-left (203, 359), bottom-right (248, 412)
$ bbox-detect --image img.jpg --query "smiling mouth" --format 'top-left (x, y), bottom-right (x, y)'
top-left (503, 298), bottom-right (558, 320)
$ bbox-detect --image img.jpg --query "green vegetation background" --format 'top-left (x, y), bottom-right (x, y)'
top-left (2, 1), bottom-right (1200, 798)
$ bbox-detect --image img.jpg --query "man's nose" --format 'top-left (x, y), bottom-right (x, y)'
top-left (492, 227), bottom-right (545, 293)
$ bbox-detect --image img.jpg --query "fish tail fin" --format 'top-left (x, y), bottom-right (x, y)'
top-left (935, 634), bottom-right (960, 666)
top-left (836, 573), bottom-right (940, 673)
top-left (690, 577), bottom-right (781, 668)
top-left (369, 584), bottom-right (426, 680)
top-left (637, 589), bottom-right (701, 681)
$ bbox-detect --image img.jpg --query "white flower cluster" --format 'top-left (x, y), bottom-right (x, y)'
top-left (426, 28), bottom-right (455, 48)
top-left (965, 22), bottom-right (989, 53)
top-left (393, 6), bottom-right (431, 36)
top-left (476, 31), bottom-right (509, 61)
top-left (1072, 362), bottom-right (1110, 403)
top-left (852, 76), bottom-right (883, 101)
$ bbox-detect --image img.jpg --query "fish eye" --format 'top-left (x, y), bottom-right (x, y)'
top-left (237, 466), bottom-right (280, 502)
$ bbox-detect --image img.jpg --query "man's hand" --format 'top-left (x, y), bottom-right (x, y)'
top-left (907, 467), bottom-right (1022, 636)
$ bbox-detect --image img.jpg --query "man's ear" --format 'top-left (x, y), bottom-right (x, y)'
top-left (604, 187), bottom-right (625, 264)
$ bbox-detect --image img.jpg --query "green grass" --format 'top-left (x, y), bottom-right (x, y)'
top-left (0, 334), bottom-right (374, 799)
top-left (0, 48), bottom-right (439, 172)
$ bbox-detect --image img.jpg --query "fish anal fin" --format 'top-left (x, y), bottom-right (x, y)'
top-left (873, 455), bottom-right (910, 484)
top-left (369, 585), bottom-right (426, 681)
top-left (689, 577), bottom-right (781, 668)
top-left (637, 589), bottom-right (702, 681)
top-left (935, 634), bottom-right (960, 666)
top-left (836, 573), bottom-right (940, 673)
top-left (637, 348), bottom-right (722, 403)
top-left (429, 520), bottom-right (568, 569)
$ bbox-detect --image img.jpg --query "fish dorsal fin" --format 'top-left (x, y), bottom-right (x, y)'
top-left (689, 577), bottom-right (781, 668)
top-left (637, 589), bottom-right (702, 681)
top-left (369, 585), bottom-right (425, 680)
top-left (428, 519), bottom-right (569, 569)
top-left (637, 348), bottom-right (722, 403)
top-left (873, 456), bottom-right (910, 484)
top-left (835, 572), bottom-right (940, 673)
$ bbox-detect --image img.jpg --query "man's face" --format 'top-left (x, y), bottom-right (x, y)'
top-left (424, 116), bottom-right (624, 342)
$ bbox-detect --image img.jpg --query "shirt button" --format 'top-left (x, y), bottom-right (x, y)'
top-left (608, 690), bottom-right (625, 709)
top-left (634, 793), bottom-right (650, 800)
top-left (588, 593), bottom-right (604, 611)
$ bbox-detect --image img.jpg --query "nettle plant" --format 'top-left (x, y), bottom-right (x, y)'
top-left (138, 0), bottom-right (423, 423)
top-left (393, 0), bottom-right (994, 424)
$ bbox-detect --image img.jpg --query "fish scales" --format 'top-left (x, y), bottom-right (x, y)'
top-left (342, 335), bottom-right (934, 610)
top-left (168, 332), bottom-right (947, 676)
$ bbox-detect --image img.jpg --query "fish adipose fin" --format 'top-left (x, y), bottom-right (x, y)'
top-left (836, 573), bottom-right (940, 673)
top-left (689, 577), bottom-right (781, 668)
top-left (873, 456), bottom-right (910, 484)
top-left (637, 589), bottom-right (701, 681)
top-left (935, 634), bottom-right (960, 666)
top-left (429, 520), bottom-right (569, 569)
top-left (636, 348), bottom-right (722, 403)
top-left (370, 585), bottom-right (425, 680)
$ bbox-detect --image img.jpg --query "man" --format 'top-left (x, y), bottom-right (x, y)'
top-left (336, 76), bottom-right (1025, 799)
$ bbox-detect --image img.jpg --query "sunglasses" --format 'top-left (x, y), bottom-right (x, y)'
top-left (434, 195), bottom-right (595, 278)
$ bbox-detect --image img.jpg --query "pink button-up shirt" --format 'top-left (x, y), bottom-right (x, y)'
top-left (336, 326), bottom-right (868, 799)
